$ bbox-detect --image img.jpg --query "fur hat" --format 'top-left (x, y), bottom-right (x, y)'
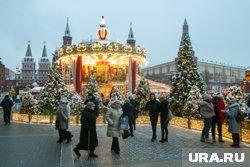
top-left (203, 94), bottom-right (211, 101)
top-left (86, 101), bottom-right (95, 108)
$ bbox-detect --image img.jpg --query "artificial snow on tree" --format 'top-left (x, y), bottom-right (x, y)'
top-left (20, 93), bottom-right (36, 114)
top-left (134, 77), bottom-right (151, 114)
top-left (84, 77), bottom-right (103, 108)
top-left (169, 36), bottom-right (205, 117)
top-left (108, 86), bottom-right (123, 106)
top-left (36, 62), bottom-right (69, 114)
top-left (183, 85), bottom-right (202, 118)
top-left (70, 92), bottom-right (85, 115)
top-left (224, 86), bottom-right (248, 112)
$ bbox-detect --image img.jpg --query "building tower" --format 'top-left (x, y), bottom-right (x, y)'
top-left (63, 17), bottom-right (72, 47)
top-left (16, 41), bottom-right (36, 88)
top-left (127, 22), bottom-right (136, 47)
top-left (178, 18), bottom-right (195, 57)
top-left (37, 42), bottom-right (51, 86)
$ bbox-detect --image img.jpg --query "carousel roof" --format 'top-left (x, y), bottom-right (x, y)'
top-left (58, 16), bottom-right (147, 66)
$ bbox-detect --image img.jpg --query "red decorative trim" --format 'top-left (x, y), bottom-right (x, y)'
top-left (132, 59), bottom-right (137, 93)
top-left (76, 56), bottom-right (82, 94)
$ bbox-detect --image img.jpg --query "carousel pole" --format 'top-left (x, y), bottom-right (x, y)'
top-left (76, 56), bottom-right (82, 94)
top-left (71, 57), bottom-right (76, 91)
top-left (128, 56), bottom-right (132, 93)
top-left (132, 58), bottom-right (137, 93)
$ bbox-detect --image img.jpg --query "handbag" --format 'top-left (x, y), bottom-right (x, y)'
top-left (119, 115), bottom-right (129, 130)
top-left (166, 109), bottom-right (173, 121)
top-left (122, 130), bottom-right (131, 139)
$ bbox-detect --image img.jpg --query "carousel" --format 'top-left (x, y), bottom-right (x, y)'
top-left (58, 16), bottom-right (147, 98)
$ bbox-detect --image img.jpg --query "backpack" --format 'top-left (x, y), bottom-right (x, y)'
top-left (235, 109), bottom-right (244, 123)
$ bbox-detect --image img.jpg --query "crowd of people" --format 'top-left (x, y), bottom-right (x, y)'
top-left (53, 92), bottom-right (172, 159)
top-left (199, 93), bottom-right (246, 148)
top-left (1, 91), bottom-right (250, 159)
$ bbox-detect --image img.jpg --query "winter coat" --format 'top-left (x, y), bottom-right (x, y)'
top-left (122, 102), bottom-right (134, 121)
top-left (225, 103), bottom-right (241, 133)
top-left (160, 99), bottom-right (169, 124)
top-left (145, 99), bottom-right (160, 119)
top-left (76, 108), bottom-right (98, 150)
top-left (199, 101), bottom-right (215, 118)
top-left (56, 102), bottom-right (70, 130)
top-left (130, 99), bottom-right (138, 118)
top-left (0, 97), bottom-right (14, 112)
top-left (105, 107), bottom-right (123, 138)
top-left (212, 99), bottom-right (226, 123)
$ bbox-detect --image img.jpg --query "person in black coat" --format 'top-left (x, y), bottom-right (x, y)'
top-left (73, 102), bottom-right (99, 158)
top-left (128, 95), bottom-right (138, 130)
top-left (145, 93), bottom-right (160, 142)
top-left (0, 95), bottom-right (14, 124)
top-left (159, 96), bottom-right (169, 142)
top-left (122, 99), bottom-right (134, 136)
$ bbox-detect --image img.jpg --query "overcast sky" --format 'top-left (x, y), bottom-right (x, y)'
top-left (0, 0), bottom-right (250, 71)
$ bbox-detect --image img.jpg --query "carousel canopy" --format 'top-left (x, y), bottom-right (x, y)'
top-left (58, 16), bottom-right (147, 67)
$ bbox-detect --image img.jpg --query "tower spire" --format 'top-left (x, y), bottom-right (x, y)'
top-left (65, 17), bottom-right (71, 36)
top-left (127, 22), bottom-right (136, 47)
top-left (63, 17), bottom-right (72, 46)
top-left (128, 22), bottom-right (134, 40)
top-left (42, 41), bottom-right (47, 57)
top-left (25, 41), bottom-right (32, 57)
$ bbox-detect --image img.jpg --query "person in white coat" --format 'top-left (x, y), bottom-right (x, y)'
top-left (55, 96), bottom-right (72, 143)
top-left (105, 100), bottom-right (123, 154)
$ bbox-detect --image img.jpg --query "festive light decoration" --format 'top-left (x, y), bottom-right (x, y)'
top-left (96, 16), bottom-right (109, 40)
top-left (223, 86), bottom-right (248, 113)
top-left (169, 36), bottom-right (205, 117)
top-left (35, 62), bottom-right (69, 114)
top-left (20, 93), bottom-right (36, 114)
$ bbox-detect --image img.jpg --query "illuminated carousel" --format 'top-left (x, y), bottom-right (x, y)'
top-left (58, 16), bottom-right (147, 97)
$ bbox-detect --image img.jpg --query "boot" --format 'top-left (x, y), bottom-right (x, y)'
top-left (205, 138), bottom-right (213, 144)
top-left (73, 148), bottom-right (81, 157)
top-left (89, 150), bottom-right (98, 158)
top-left (212, 137), bottom-right (216, 143)
top-left (159, 138), bottom-right (164, 143)
top-left (200, 137), bottom-right (205, 142)
top-left (218, 136), bottom-right (224, 143)
top-left (164, 134), bottom-right (168, 142)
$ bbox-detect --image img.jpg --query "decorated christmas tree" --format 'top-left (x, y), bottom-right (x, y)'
top-left (183, 85), bottom-right (202, 118)
top-left (70, 92), bottom-right (85, 115)
top-left (9, 85), bottom-right (16, 98)
top-left (108, 86), bottom-right (123, 106)
top-left (85, 77), bottom-right (103, 108)
top-left (169, 36), bottom-right (205, 117)
top-left (20, 93), bottom-right (36, 114)
top-left (134, 77), bottom-right (151, 114)
top-left (224, 86), bottom-right (248, 112)
top-left (36, 62), bottom-right (69, 114)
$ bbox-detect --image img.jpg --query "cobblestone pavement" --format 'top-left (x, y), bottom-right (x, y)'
top-left (0, 112), bottom-right (249, 167)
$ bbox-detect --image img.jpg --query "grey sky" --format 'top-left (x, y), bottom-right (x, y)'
top-left (0, 0), bottom-right (250, 71)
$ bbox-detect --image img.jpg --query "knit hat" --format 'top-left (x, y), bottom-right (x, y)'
top-left (60, 97), bottom-right (68, 104)
top-left (203, 94), bottom-right (211, 101)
